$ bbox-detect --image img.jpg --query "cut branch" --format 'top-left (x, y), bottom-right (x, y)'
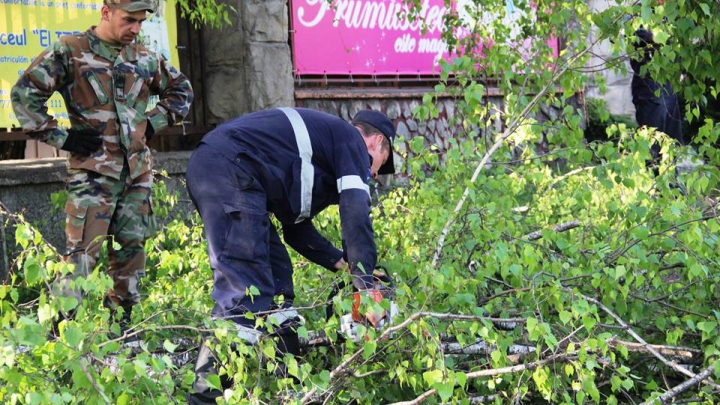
top-left (569, 289), bottom-right (720, 390)
top-left (385, 352), bottom-right (578, 405)
top-left (300, 312), bottom-right (526, 404)
top-left (607, 338), bottom-right (703, 363)
top-left (79, 356), bottom-right (112, 405)
top-left (639, 364), bottom-right (716, 405)
top-left (524, 220), bottom-right (581, 241)
top-left (431, 30), bottom-right (606, 268)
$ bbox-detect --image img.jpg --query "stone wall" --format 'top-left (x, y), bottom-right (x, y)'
top-left (297, 94), bottom-right (503, 186)
top-left (0, 153), bottom-right (195, 280)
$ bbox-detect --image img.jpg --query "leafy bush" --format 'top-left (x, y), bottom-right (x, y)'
top-left (1, 125), bottom-right (719, 404)
top-left (584, 98), bottom-right (637, 144)
top-left (3, 0), bottom-right (720, 403)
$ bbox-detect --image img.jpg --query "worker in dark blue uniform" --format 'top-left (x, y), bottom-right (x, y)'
top-left (630, 26), bottom-right (683, 158)
top-left (185, 108), bottom-right (396, 404)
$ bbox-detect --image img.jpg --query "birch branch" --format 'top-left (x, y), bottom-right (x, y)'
top-left (431, 32), bottom-right (606, 269)
top-left (79, 356), bottom-right (112, 405)
top-left (385, 352), bottom-right (578, 405)
top-left (639, 364), bottom-right (717, 405)
top-left (571, 290), bottom-right (720, 390)
top-left (300, 312), bottom-right (526, 404)
top-left (524, 220), bottom-right (581, 241)
top-left (607, 338), bottom-right (703, 363)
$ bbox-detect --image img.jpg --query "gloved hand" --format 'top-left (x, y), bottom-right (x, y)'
top-left (145, 120), bottom-right (155, 142)
top-left (62, 128), bottom-right (102, 153)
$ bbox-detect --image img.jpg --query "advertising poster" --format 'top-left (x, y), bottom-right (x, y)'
top-left (290, 0), bottom-right (558, 76)
top-left (0, 0), bottom-right (179, 128)
top-left (291, 0), bottom-right (450, 75)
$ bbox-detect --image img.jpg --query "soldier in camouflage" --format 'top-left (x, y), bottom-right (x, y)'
top-left (11, 0), bottom-right (193, 331)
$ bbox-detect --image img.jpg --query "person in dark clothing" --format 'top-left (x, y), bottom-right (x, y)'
top-left (185, 108), bottom-right (396, 404)
top-left (630, 26), bottom-right (683, 157)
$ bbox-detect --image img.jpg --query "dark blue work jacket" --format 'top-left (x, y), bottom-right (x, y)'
top-left (201, 108), bottom-right (376, 287)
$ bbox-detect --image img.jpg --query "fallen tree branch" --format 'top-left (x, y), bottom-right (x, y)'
top-left (79, 356), bottom-right (112, 405)
top-left (570, 289), bottom-right (720, 390)
top-left (385, 352), bottom-right (578, 405)
top-left (300, 312), bottom-right (526, 404)
top-left (431, 30), bottom-right (607, 269)
top-left (442, 394), bottom-right (498, 404)
top-left (606, 212), bottom-right (720, 265)
top-left (639, 364), bottom-right (716, 405)
top-left (607, 338), bottom-right (703, 364)
top-left (441, 339), bottom-right (535, 357)
top-left (547, 166), bottom-right (596, 188)
top-left (524, 220), bottom-right (581, 241)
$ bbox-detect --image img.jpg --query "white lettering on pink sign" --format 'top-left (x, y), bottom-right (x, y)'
top-left (292, 0), bottom-right (450, 75)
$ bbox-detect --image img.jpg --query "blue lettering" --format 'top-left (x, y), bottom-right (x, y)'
top-left (33, 29), bottom-right (52, 47)
top-left (0, 29), bottom-right (27, 46)
top-left (54, 30), bottom-right (80, 40)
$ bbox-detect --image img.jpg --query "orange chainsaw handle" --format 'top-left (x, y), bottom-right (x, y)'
top-left (352, 289), bottom-right (386, 327)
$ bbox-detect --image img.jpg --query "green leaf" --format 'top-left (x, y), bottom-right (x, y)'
top-left (614, 265), bottom-right (627, 281)
top-left (63, 324), bottom-right (83, 347)
top-left (559, 310), bottom-right (572, 325)
top-left (699, 3), bottom-right (711, 16)
top-left (410, 136), bottom-right (425, 154)
top-left (423, 369), bottom-right (443, 386)
top-left (204, 374), bottom-right (222, 391)
top-left (697, 321), bottom-right (717, 334)
top-left (526, 317), bottom-right (538, 336)
top-left (455, 371), bottom-right (467, 387)
top-left (163, 339), bottom-right (178, 354)
top-left (23, 257), bottom-right (42, 285)
top-left (583, 315), bottom-right (597, 331)
top-left (262, 343), bottom-right (276, 359)
top-left (59, 296), bottom-right (79, 313)
top-left (631, 226), bottom-right (649, 240)
top-left (435, 381), bottom-right (454, 401)
top-left (38, 304), bottom-right (54, 324)
top-left (363, 339), bottom-right (377, 359)
top-left (117, 393), bottom-right (130, 405)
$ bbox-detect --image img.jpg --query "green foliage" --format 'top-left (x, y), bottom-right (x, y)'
top-left (584, 98), bottom-right (637, 143)
top-left (171, 0), bottom-right (235, 29)
top-left (3, 0), bottom-right (720, 403)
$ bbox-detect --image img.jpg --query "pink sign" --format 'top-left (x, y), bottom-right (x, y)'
top-left (291, 0), bottom-right (449, 75)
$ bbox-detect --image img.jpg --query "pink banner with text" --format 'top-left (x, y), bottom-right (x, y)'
top-left (291, 0), bottom-right (449, 76)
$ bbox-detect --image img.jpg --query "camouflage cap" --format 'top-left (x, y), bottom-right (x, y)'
top-left (104, 0), bottom-right (155, 12)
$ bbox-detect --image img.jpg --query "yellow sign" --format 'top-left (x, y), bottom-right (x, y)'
top-left (0, 0), bottom-right (179, 128)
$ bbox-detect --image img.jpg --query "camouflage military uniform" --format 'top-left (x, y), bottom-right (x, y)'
top-left (11, 27), bottom-right (193, 311)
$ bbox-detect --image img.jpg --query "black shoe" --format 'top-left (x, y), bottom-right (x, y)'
top-left (187, 341), bottom-right (233, 403)
top-left (104, 298), bottom-right (141, 344)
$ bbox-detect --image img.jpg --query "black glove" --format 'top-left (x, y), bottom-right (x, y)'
top-left (145, 120), bottom-right (155, 142)
top-left (62, 128), bottom-right (102, 154)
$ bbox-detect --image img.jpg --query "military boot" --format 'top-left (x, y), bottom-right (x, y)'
top-left (104, 297), bottom-right (140, 344)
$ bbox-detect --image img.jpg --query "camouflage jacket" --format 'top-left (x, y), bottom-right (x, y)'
top-left (11, 27), bottom-right (193, 180)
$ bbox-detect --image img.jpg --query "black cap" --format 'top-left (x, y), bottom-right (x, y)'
top-left (352, 110), bottom-right (396, 175)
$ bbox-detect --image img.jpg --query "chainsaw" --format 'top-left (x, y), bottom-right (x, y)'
top-left (332, 267), bottom-right (399, 342)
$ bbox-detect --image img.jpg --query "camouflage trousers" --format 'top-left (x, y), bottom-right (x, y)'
top-left (53, 166), bottom-right (155, 312)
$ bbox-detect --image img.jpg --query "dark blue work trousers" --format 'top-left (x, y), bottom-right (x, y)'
top-left (186, 144), bottom-right (294, 326)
